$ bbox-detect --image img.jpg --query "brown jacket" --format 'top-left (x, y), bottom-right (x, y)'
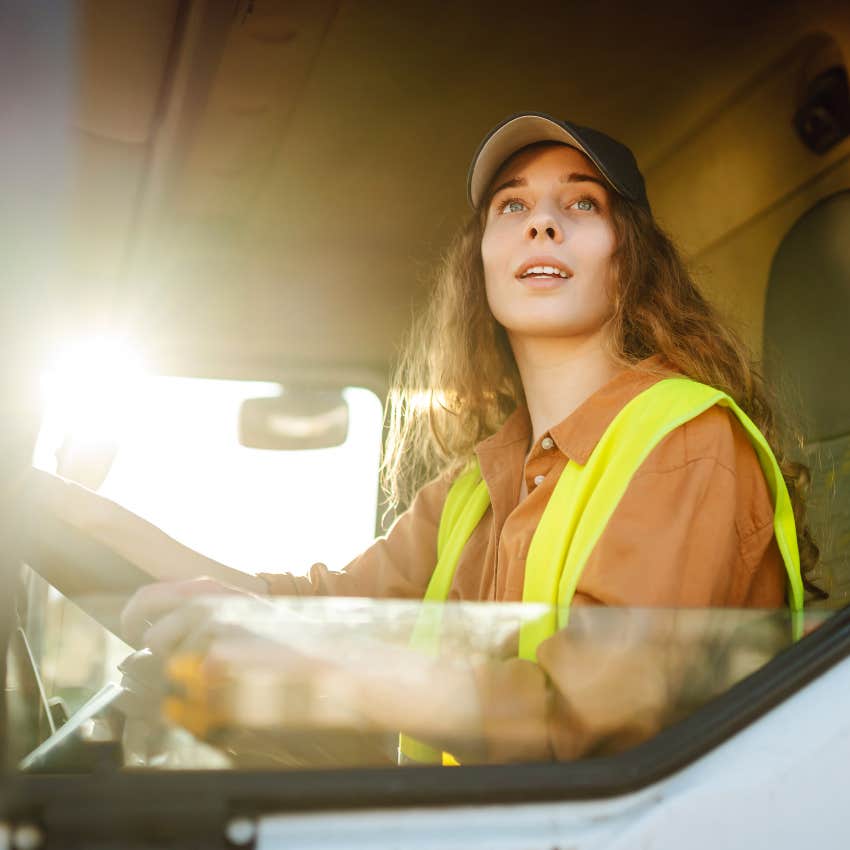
top-left (260, 362), bottom-right (787, 761)
top-left (261, 363), bottom-right (784, 608)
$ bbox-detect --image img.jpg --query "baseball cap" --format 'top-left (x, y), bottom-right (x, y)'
top-left (467, 111), bottom-right (651, 212)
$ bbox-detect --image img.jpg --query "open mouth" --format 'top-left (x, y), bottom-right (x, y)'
top-left (518, 264), bottom-right (571, 280)
top-left (515, 257), bottom-right (574, 281)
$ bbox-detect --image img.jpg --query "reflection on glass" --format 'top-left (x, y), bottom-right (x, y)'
top-left (9, 592), bottom-right (832, 773)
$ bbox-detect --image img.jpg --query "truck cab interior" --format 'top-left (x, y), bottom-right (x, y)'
top-left (2, 0), bottom-right (850, 844)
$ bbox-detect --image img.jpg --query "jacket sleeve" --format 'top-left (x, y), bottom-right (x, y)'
top-left (259, 474), bottom-right (451, 599)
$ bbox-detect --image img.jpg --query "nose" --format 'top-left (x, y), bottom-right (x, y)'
top-left (524, 204), bottom-right (562, 243)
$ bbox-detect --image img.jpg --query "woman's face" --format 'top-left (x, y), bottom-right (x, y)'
top-left (481, 143), bottom-right (618, 345)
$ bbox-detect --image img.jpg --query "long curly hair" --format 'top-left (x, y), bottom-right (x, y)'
top-left (381, 163), bottom-right (821, 588)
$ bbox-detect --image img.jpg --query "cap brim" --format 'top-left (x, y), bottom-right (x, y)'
top-left (468, 114), bottom-right (611, 209)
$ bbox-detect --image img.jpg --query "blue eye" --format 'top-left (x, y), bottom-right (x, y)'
top-left (499, 198), bottom-right (527, 215)
top-left (572, 196), bottom-right (598, 212)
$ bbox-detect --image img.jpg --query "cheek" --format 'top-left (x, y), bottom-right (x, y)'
top-left (480, 227), bottom-right (505, 300)
top-left (480, 227), bottom-right (500, 276)
top-left (579, 227), bottom-right (617, 286)
top-left (582, 223), bottom-right (616, 263)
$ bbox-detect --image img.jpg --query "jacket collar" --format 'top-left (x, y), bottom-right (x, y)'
top-left (475, 355), bottom-right (676, 465)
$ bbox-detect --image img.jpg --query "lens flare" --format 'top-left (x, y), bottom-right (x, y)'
top-left (33, 336), bottom-right (147, 476)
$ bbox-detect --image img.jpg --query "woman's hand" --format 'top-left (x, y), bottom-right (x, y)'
top-left (121, 576), bottom-right (264, 650)
top-left (122, 582), bottom-right (485, 754)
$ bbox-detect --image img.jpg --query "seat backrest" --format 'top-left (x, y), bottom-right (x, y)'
top-left (765, 190), bottom-right (850, 605)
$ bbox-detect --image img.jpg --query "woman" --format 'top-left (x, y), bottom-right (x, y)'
top-left (121, 113), bottom-right (820, 763)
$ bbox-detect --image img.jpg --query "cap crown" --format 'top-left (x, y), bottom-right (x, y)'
top-left (560, 119), bottom-right (650, 211)
top-left (467, 112), bottom-right (650, 212)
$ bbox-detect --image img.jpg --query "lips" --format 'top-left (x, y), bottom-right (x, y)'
top-left (515, 256), bottom-right (573, 280)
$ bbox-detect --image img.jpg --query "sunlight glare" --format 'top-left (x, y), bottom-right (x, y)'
top-left (33, 336), bottom-right (147, 473)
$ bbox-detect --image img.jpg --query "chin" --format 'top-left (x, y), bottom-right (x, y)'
top-left (499, 315), bottom-right (613, 347)
top-left (503, 315), bottom-right (600, 335)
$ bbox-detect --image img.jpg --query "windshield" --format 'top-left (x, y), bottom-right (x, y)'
top-left (33, 374), bottom-right (385, 574)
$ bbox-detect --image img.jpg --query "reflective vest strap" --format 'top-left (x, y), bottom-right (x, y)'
top-left (436, 464), bottom-right (484, 557)
top-left (424, 469), bottom-right (489, 605)
top-left (399, 467), bottom-right (487, 765)
top-left (408, 469), bottom-right (489, 653)
top-left (518, 377), bottom-right (803, 659)
top-left (397, 732), bottom-right (445, 764)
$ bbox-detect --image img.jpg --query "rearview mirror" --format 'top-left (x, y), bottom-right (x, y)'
top-left (238, 387), bottom-right (349, 451)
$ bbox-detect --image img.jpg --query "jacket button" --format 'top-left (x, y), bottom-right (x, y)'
top-left (541, 436), bottom-right (554, 450)
top-left (533, 474), bottom-right (545, 487)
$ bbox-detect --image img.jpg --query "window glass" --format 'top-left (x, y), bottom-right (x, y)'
top-left (12, 594), bottom-right (832, 773)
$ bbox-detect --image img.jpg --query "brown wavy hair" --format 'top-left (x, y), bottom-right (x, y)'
top-left (382, 163), bottom-right (821, 589)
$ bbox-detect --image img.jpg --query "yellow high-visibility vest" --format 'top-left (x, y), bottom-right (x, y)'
top-left (398, 378), bottom-right (804, 765)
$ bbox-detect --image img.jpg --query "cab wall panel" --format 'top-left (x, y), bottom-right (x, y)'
top-left (690, 151), bottom-right (850, 355)
top-left (647, 2), bottom-right (850, 355)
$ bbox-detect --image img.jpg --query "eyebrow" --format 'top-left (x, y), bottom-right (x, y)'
top-left (486, 171), bottom-right (609, 206)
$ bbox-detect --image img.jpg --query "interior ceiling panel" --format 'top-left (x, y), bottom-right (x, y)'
top-left (74, 0), bottom-right (181, 143)
top-left (65, 0), bottom-right (184, 333)
top-left (173, 0), bottom-right (338, 219)
top-left (70, 0), bottom-right (847, 377)
top-left (67, 133), bottom-right (149, 284)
